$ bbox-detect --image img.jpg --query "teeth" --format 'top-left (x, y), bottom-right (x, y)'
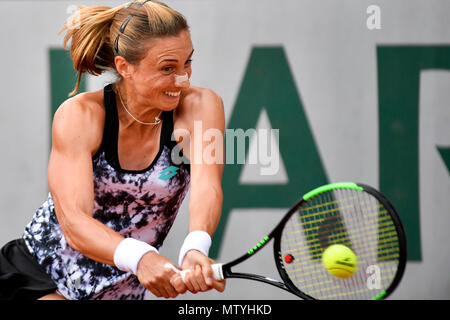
top-left (164, 91), bottom-right (181, 97)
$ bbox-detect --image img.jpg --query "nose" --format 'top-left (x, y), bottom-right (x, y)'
top-left (174, 72), bottom-right (190, 88)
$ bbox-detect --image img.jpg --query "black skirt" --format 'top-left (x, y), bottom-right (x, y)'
top-left (0, 238), bottom-right (57, 300)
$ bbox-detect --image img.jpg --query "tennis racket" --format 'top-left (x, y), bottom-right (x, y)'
top-left (180, 182), bottom-right (407, 300)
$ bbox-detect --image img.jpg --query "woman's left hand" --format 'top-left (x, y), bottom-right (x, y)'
top-left (179, 250), bottom-right (226, 294)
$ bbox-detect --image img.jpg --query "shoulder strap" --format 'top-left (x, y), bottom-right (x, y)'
top-left (98, 83), bottom-right (120, 168)
top-left (160, 110), bottom-right (175, 149)
top-left (160, 110), bottom-right (190, 172)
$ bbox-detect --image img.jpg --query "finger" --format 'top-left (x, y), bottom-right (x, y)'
top-left (186, 266), bottom-right (201, 293)
top-left (158, 272), bottom-right (179, 298)
top-left (163, 282), bottom-right (179, 299)
top-left (194, 265), bottom-right (209, 292)
top-left (211, 279), bottom-right (226, 292)
top-left (201, 264), bottom-right (214, 287)
top-left (171, 274), bottom-right (182, 284)
top-left (185, 277), bottom-right (197, 293)
top-left (179, 267), bottom-right (197, 293)
top-left (147, 285), bottom-right (163, 298)
top-left (157, 280), bottom-right (175, 299)
top-left (162, 263), bottom-right (182, 297)
top-left (171, 274), bottom-right (188, 294)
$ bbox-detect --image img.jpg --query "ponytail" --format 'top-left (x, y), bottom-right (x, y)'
top-left (59, 4), bottom-right (127, 96)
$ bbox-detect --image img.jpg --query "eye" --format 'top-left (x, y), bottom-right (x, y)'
top-left (161, 65), bottom-right (174, 73)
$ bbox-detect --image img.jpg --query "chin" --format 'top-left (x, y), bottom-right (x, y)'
top-left (158, 101), bottom-right (180, 111)
top-left (160, 95), bottom-right (181, 109)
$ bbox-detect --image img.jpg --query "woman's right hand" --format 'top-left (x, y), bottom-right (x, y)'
top-left (136, 252), bottom-right (188, 298)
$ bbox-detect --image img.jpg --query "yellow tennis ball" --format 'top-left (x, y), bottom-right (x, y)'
top-left (322, 244), bottom-right (358, 279)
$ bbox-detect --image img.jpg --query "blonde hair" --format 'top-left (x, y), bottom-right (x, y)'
top-left (60, 1), bottom-right (189, 96)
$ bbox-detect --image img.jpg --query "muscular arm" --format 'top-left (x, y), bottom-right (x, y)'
top-left (187, 89), bottom-right (225, 236)
top-left (174, 88), bottom-right (226, 293)
top-left (48, 98), bottom-right (123, 266)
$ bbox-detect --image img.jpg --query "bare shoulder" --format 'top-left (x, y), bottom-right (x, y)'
top-left (181, 86), bottom-right (223, 110)
top-left (176, 86), bottom-right (224, 126)
top-left (52, 89), bottom-right (105, 155)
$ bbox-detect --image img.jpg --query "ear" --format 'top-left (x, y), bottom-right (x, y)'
top-left (114, 56), bottom-right (133, 79)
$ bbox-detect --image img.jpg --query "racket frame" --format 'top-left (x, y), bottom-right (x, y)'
top-left (218, 182), bottom-right (407, 300)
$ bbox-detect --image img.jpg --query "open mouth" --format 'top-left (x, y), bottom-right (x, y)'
top-left (164, 91), bottom-right (181, 97)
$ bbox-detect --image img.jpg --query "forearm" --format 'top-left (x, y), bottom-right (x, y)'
top-left (59, 211), bottom-right (123, 266)
top-left (49, 168), bottom-right (123, 266)
top-left (188, 183), bottom-right (223, 235)
top-left (178, 184), bottom-right (225, 292)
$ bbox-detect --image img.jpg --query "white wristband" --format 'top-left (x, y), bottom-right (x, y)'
top-left (178, 230), bottom-right (212, 267)
top-left (113, 238), bottom-right (159, 275)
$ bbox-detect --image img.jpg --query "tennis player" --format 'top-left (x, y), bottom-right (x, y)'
top-left (0, 0), bottom-right (225, 300)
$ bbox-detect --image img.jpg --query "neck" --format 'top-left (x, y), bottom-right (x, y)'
top-left (115, 81), bottom-right (162, 126)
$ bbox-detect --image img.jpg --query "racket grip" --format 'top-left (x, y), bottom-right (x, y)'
top-left (179, 263), bottom-right (224, 282)
top-left (212, 263), bottom-right (224, 280)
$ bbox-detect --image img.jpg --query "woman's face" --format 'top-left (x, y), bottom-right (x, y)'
top-left (127, 29), bottom-right (194, 110)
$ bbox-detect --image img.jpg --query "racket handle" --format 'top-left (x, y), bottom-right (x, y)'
top-left (212, 263), bottom-right (224, 280)
top-left (179, 263), bottom-right (224, 282)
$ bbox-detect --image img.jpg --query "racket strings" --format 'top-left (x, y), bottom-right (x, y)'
top-left (283, 222), bottom-right (399, 260)
top-left (283, 223), bottom-right (399, 262)
top-left (284, 208), bottom-right (393, 240)
top-left (279, 188), bottom-right (400, 300)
